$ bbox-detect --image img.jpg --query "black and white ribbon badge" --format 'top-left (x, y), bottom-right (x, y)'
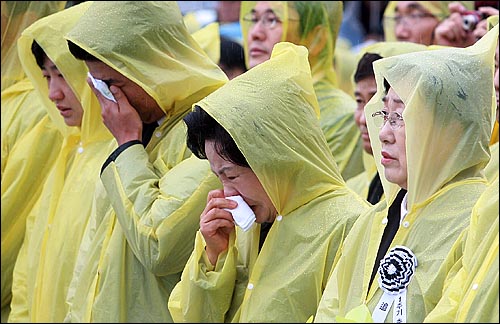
top-left (372, 245), bottom-right (417, 323)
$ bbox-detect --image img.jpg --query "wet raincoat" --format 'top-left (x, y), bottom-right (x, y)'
top-left (1, 1), bottom-right (66, 91)
top-left (240, 1), bottom-right (363, 180)
top-left (63, 2), bottom-right (227, 322)
top-left (168, 42), bottom-right (369, 323)
top-left (383, 1), bottom-right (475, 43)
top-left (191, 22), bottom-right (221, 65)
top-left (346, 41), bottom-right (428, 201)
top-left (1, 3), bottom-right (66, 317)
top-left (484, 16), bottom-right (500, 183)
top-left (423, 23), bottom-right (499, 324)
top-left (423, 175), bottom-right (499, 323)
top-left (314, 23), bottom-right (497, 323)
top-left (1, 82), bottom-right (63, 322)
top-left (7, 2), bottom-right (117, 322)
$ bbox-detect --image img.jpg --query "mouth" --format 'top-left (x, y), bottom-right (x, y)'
top-left (249, 47), bottom-right (267, 57)
top-left (381, 151), bottom-right (396, 166)
top-left (57, 106), bottom-right (72, 117)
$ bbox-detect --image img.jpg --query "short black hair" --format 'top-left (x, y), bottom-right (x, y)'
top-left (184, 105), bottom-right (249, 168)
top-left (67, 40), bottom-right (99, 61)
top-left (219, 37), bottom-right (246, 72)
top-left (31, 40), bottom-right (46, 69)
top-left (354, 52), bottom-right (383, 83)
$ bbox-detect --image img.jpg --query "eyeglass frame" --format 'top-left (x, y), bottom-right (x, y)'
top-left (241, 10), bottom-right (284, 30)
top-left (371, 110), bottom-right (405, 130)
top-left (384, 12), bottom-right (439, 26)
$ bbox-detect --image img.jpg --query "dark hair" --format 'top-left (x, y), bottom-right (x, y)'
top-left (354, 52), bottom-right (383, 83)
top-left (383, 78), bottom-right (391, 94)
top-left (219, 37), bottom-right (247, 72)
top-left (31, 40), bottom-right (46, 69)
top-left (64, 1), bottom-right (87, 9)
top-left (184, 105), bottom-right (249, 168)
top-left (67, 40), bottom-right (99, 61)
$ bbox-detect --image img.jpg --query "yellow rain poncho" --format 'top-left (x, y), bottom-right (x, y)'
top-left (168, 42), bottom-right (369, 323)
top-left (484, 15), bottom-right (500, 183)
top-left (1, 1), bottom-right (71, 321)
top-left (423, 176), bottom-right (499, 323)
top-left (333, 38), bottom-right (357, 99)
top-left (1, 84), bottom-right (63, 322)
top-left (315, 23), bottom-right (497, 323)
top-left (63, 2), bottom-right (227, 322)
top-left (240, 1), bottom-right (363, 180)
top-left (346, 41), bottom-right (428, 200)
top-left (1, 1), bottom-right (66, 175)
top-left (423, 23), bottom-right (499, 324)
top-left (1, 1), bottom-right (66, 91)
top-left (383, 1), bottom-right (475, 43)
top-left (8, 2), bottom-right (117, 322)
top-left (190, 22), bottom-right (221, 65)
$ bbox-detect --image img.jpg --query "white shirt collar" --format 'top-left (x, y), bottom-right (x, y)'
top-left (400, 192), bottom-right (408, 225)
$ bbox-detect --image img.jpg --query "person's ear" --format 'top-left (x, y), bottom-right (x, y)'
top-left (306, 25), bottom-right (328, 57)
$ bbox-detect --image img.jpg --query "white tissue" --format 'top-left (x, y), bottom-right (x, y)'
top-left (88, 72), bottom-right (117, 102)
top-left (225, 195), bottom-right (256, 231)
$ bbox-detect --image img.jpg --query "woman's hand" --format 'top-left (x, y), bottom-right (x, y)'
top-left (200, 189), bottom-right (238, 265)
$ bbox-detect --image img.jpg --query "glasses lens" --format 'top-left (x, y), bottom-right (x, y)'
top-left (372, 111), bottom-right (385, 128)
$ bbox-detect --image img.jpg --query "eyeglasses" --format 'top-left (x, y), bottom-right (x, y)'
top-left (242, 11), bottom-right (282, 30)
top-left (385, 13), bottom-right (436, 26)
top-left (371, 111), bottom-right (405, 130)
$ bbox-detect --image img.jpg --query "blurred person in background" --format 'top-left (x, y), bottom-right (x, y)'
top-left (383, 1), bottom-right (475, 46)
top-left (218, 36), bottom-right (247, 79)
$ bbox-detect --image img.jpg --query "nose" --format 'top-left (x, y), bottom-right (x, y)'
top-left (248, 20), bottom-right (266, 40)
top-left (359, 108), bottom-right (367, 126)
top-left (223, 185), bottom-right (239, 198)
top-left (395, 22), bottom-right (410, 40)
top-left (378, 119), bottom-right (395, 144)
top-left (48, 78), bottom-right (64, 102)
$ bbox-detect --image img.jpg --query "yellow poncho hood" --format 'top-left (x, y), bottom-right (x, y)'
top-left (65, 1), bottom-right (228, 127)
top-left (196, 42), bottom-right (345, 215)
top-left (169, 42), bottom-right (369, 323)
top-left (346, 41), bottom-right (429, 198)
top-left (366, 24), bottom-right (498, 208)
top-left (1, 1), bottom-right (66, 91)
top-left (17, 0), bottom-right (109, 143)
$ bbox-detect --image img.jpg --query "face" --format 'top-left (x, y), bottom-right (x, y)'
top-left (85, 60), bottom-right (165, 123)
top-left (393, 1), bottom-right (440, 45)
top-left (205, 140), bottom-right (277, 223)
top-left (245, 1), bottom-right (285, 68)
top-left (354, 77), bottom-right (378, 155)
top-left (494, 43), bottom-right (499, 122)
top-left (43, 57), bottom-right (83, 127)
top-left (378, 87), bottom-right (407, 189)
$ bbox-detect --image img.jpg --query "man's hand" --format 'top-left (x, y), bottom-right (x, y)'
top-left (473, 7), bottom-right (499, 41)
top-left (433, 3), bottom-right (498, 47)
top-left (433, 2), bottom-right (477, 47)
top-left (87, 77), bottom-right (143, 145)
top-left (200, 189), bottom-right (238, 266)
